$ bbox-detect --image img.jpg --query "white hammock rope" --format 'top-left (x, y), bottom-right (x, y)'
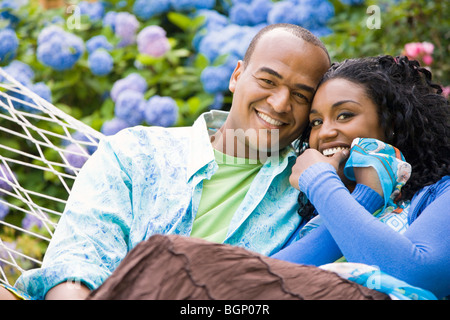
top-left (0, 68), bottom-right (104, 285)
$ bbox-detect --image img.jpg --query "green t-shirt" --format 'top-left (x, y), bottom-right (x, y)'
top-left (190, 149), bottom-right (263, 243)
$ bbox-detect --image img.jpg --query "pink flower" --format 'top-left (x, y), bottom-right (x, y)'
top-left (422, 54), bottom-right (433, 65)
top-left (442, 86), bottom-right (450, 99)
top-left (404, 42), bottom-right (422, 58)
top-left (421, 42), bottom-right (434, 55)
top-left (403, 41), bottom-right (435, 66)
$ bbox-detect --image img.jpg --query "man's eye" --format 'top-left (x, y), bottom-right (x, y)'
top-left (260, 78), bottom-right (274, 85)
top-left (293, 92), bottom-right (309, 103)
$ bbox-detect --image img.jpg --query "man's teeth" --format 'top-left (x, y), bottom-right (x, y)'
top-left (257, 112), bottom-right (283, 126)
top-left (322, 147), bottom-right (349, 157)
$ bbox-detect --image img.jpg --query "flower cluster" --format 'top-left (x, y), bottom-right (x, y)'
top-left (403, 41), bottom-right (434, 66)
top-left (103, 11), bottom-right (140, 47)
top-left (137, 25), bottom-right (171, 57)
top-left (0, 28), bottom-right (18, 64)
top-left (102, 72), bottom-right (178, 135)
top-left (36, 25), bottom-right (84, 71)
top-left (1, 60), bottom-right (52, 112)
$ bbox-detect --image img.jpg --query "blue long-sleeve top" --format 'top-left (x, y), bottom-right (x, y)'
top-left (272, 163), bottom-right (450, 299)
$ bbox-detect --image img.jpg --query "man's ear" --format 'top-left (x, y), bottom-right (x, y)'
top-left (229, 60), bottom-right (244, 93)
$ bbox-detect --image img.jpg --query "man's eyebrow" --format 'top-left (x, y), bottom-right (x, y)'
top-left (257, 67), bottom-right (316, 93)
top-left (257, 67), bottom-right (283, 79)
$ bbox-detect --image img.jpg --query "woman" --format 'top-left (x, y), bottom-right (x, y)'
top-left (273, 55), bottom-right (449, 299)
top-left (88, 55), bottom-right (449, 300)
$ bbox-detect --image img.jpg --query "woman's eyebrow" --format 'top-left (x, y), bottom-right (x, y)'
top-left (257, 66), bottom-right (315, 93)
top-left (310, 100), bottom-right (362, 115)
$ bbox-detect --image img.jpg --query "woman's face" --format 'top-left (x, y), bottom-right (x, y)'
top-left (308, 78), bottom-right (386, 181)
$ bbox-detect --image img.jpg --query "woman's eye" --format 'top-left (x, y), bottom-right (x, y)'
top-left (337, 112), bottom-right (354, 120)
top-left (310, 119), bottom-right (322, 127)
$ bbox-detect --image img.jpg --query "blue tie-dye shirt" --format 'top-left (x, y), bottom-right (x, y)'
top-left (15, 110), bottom-right (302, 300)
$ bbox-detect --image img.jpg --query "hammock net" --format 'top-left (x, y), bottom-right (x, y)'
top-left (0, 68), bottom-right (103, 285)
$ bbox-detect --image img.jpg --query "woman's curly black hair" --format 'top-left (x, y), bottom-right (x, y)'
top-left (298, 55), bottom-right (450, 221)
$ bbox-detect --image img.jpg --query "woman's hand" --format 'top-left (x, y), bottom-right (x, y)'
top-left (289, 148), bottom-right (349, 190)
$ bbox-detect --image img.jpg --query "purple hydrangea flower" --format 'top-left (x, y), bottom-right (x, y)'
top-left (36, 25), bottom-right (84, 71)
top-left (114, 90), bottom-right (146, 126)
top-left (2, 60), bottom-right (34, 84)
top-left (132, 0), bottom-right (171, 20)
top-left (0, 28), bottom-right (18, 64)
top-left (114, 12), bottom-right (140, 47)
top-left (22, 213), bottom-right (45, 230)
top-left (86, 35), bottom-right (113, 54)
top-left (88, 49), bottom-right (113, 76)
top-left (64, 143), bottom-right (89, 174)
top-left (143, 95), bottom-right (178, 127)
top-left (0, 200), bottom-right (9, 220)
top-left (110, 73), bottom-right (148, 102)
top-left (0, 164), bottom-right (16, 196)
top-left (137, 25), bottom-right (170, 57)
top-left (101, 117), bottom-right (130, 136)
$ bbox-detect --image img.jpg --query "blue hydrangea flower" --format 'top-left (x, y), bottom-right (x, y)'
top-left (29, 82), bottom-right (52, 103)
top-left (133, 0), bottom-right (171, 20)
top-left (101, 117), bottom-right (130, 136)
top-left (229, 3), bottom-right (253, 26)
top-left (36, 25), bottom-right (84, 71)
top-left (144, 95), bottom-right (178, 127)
top-left (137, 25), bottom-right (170, 57)
top-left (2, 60), bottom-right (34, 83)
top-left (0, 28), bottom-right (18, 64)
top-left (110, 73), bottom-right (148, 102)
top-left (249, 0), bottom-right (273, 25)
top-left (0, 201), bottom-right (9, 221)
top-left (114, 90), bottom-right (146, 126)
top-left (170, 0), bottom-right (216, 11)
top-left (200, 65), bottom-right (232, 94)
top-left (103, 11), bottom-right (117, 30)
top-left (86, 35), bottom-right (113, 54)
top-left (267, 1), bottom-right (299, 25)
top-left (88, 49), bottom-right (113, 76)
top-left (78, 0), bottom-right (105, 22)
top-left (339, 0), bottom-right (365, 4)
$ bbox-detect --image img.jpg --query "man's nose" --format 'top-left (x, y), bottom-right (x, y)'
top-left (267, 87), bottom-right (291, 113)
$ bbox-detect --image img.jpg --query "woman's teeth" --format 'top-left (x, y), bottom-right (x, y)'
top-left (257, 112), bottom-right (283, 126)
top-left (322, 147), bottom-right (349, 157)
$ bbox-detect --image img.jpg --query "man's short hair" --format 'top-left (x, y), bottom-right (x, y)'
top-left (243, 23), bottom-right (330, 66)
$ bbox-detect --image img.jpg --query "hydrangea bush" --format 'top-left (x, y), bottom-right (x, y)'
top-left (0, 0), bottom-right (448, 283)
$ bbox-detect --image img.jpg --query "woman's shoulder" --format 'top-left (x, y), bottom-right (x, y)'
top-left (409, 175), bottom-right (450, 223)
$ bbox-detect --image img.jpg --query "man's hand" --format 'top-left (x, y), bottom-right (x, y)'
top-left (289, 148), bottom-right (349, 190)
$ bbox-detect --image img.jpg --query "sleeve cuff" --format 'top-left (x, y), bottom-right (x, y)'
top-left (351, 183), bottom-right (384, 214)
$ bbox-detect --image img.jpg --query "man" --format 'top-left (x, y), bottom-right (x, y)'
top-left (6, 23), bottom-right (330, 299)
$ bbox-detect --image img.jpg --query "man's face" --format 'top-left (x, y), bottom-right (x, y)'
top-left (224, 30), bottom-right (330, 156)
